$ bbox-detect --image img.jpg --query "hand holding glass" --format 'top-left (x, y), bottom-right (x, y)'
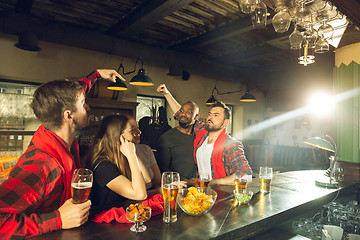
top-left (161, 172), bottom-right (180, 223)
top-left (259, 167), bottom-right (273, 193)
top-left (71, 168), bottom-right (93, 204)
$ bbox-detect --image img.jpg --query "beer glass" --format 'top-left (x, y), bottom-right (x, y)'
top-left (259, 167), bottom-right (273, 193)
top-left (161, 172), bottom-right (180, 223)
top-left (71, 168), bottom-right (93, 204)
top-left (196, 172), bottom-right (211, 187)
top-left (234, 174), bottom-right (252, 194)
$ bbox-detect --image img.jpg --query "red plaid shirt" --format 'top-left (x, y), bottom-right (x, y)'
top-left (174, 111), bottom-right (252, 178)
top-left (0, 71), bottom-right (100, 239)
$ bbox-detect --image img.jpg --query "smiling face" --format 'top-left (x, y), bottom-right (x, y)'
top-left (205, 106), bottom-right (228, 132)
top-left (72, 93), bottom-right (91, 130)
top-left (178, 102), bottom-right (199, 128)
top-left (123, 118), bottom-right (141, 144)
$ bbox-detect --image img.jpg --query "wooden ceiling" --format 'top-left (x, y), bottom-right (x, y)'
top-left (0, 0), bottom-right (359, 85)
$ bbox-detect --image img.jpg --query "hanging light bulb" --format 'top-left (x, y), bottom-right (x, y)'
top-left (272, 6), bottom-right (291, 33)
top-left (250, 0), bottom-right (267, 28)
top-left (298, 40), bottom-right (315, 66)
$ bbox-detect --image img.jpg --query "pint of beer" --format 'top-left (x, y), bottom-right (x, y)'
top-left (196, 172), bottom-right (211, 188)
top-left (161, 172), bottom-right (180, 223)
top-left (234, 178), bottom-right (248, 193)
top-left (71, 168), bottom-right (93, 204)
top-left (196, 178), bottom-right (210, 187)
top-left (259, 167), bottom-right (273, 193)
top-left (71, 182), bottom-right (92, 204)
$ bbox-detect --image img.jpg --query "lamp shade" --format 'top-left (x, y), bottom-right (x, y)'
top-left (107, 77), bottom-right (127, 91)
top-left (129, 69), bottom-right (154, 86)
top-left (303, 137), bottom-right (335, 152)
top-left (206, 95), bottom-right (217, 105)
top-left (240, 91), bottom-right (256, 102)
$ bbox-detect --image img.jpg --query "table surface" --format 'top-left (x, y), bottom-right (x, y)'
top-left (30, 170), bottom-right (358, 240)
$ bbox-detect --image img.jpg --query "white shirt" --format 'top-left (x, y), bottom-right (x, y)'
top-left (196, 137), bottom-right (214, 180)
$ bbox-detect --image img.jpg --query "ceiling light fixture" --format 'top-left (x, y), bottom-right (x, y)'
top-left (206, 85), bottom-right (256, 105)
top-left (107, 77), bottom-right (128, 91)
top-left (240, 90), bottom-right (257, 102)
top-left (108, 56), bottom-right (154, 91)
top-left (239, 0), bottom-right (348, 66)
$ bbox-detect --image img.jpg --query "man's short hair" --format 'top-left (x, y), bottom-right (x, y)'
top-left (211, 101), bottom-right (231, 120)
top-left (183, 101), bottom-right (199, 112)
top-left (30, 80), bottom-right (84, 130)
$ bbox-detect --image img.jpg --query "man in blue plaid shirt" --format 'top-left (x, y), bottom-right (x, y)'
top-left (157, 84), bottom-right (252, 186)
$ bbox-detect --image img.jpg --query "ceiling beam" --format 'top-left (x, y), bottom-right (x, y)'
top-left (215, 44), bottom-right (284, 63)
top-left (169, 16), bottom-right (254, 51)
top-left (329, 0), bottom-right (360, 28)
top-left (15, 0), bottom-right (33, 15)
top-left (106, 0), bottom-right (193, 37)
top-left (0, 11), bottom-right (259, 83)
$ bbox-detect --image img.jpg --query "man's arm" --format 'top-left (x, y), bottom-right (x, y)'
top-left (225, 141), bottom-right (252, 177)
top-left (157, 84), bottom-right (181, 113)
top-left (209, 174), bottom-right (237, 186)
top-left (78, 69), bottom-right (123, 94)
top-left (0, 163), bottom-right (90, 239)
top-left (210, 140), bottom-right (252, 187)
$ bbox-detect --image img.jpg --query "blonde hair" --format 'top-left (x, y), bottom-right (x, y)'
top-left (89, 115), bottom-right (131, 179)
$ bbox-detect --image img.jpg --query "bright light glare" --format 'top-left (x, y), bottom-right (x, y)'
top-left (307, 92), bottom-right (334, 115)
top-left (237, 87), bottom-right (359, 140)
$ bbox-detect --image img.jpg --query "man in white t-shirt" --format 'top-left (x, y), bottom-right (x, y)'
top-left (157, 84), bottom-right (252, 185)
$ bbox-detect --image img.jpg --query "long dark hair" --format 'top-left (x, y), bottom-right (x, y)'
top-left (89, 114), bottom-right (131, 179)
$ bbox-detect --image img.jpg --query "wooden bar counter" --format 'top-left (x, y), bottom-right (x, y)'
top-left (31, 170), bottom-right (359, 240)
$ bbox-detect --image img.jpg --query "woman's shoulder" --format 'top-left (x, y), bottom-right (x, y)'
top-left (136, 143), bottom-right (152, 152)
top-left (92, 156), bottom-right (114, 171)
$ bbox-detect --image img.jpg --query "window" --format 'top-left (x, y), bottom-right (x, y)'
top-left (0, 80), bottom-right (41, 157)
top-left (136, 95), bottom-right (166, 123)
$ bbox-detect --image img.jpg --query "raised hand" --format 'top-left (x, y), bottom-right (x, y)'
top-left (157, 84), bottom-right (169, 95)
top-left (96, 69), bottom-right (125, 82)
top-left (119, 135), bottom-right (136, 159)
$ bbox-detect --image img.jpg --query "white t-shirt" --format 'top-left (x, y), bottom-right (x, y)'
top-left (196, 137), bottom-right (214, 180)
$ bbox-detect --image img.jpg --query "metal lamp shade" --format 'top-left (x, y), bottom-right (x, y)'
top-left (303, 137), bottom-right (335, 152)
top-left (240, 91), bottom-right (256, 102)
top-left (107, 77), bottom-right (127, 91)
top-left (206, 95), bottom-right (217, 105)
top-left (130, 69), bottom-right (154, 86)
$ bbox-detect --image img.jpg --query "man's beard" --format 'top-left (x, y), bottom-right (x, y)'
top-left (205, 120), bottom-right (223, 132)
top-left (179, 121), bottom-right (191, 128)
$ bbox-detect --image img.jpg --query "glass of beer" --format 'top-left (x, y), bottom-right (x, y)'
top-left (196, 172), bottom-right (211, 187)
top-left (71, 168), bottom-right (93, 204)
top-left (161, 172), bottom-right (180, 223)
top-left (234, 174), bottom-right (252, 193)
top-left (259, 167), bottom-right (273, 193)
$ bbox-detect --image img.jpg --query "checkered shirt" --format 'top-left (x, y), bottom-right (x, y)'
top-left (174, 111), bottom-right (252, 178)
top-left (0, 71), bottom-right (99, 239)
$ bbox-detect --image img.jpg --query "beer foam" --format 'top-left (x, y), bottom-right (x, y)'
top-left (71, 182), bottom-right (92, 189)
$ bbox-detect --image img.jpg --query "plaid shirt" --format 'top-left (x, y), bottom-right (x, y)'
top-left (0, 71), bottom-right (99, 239)
top-left (174, 111), bottom-right (252, 178)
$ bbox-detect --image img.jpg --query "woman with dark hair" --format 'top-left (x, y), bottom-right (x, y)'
top-left (88, 115), bottom-right (150, 209)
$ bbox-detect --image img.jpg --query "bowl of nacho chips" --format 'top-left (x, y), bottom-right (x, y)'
top-left (177, 187), bottom-right (217, 216)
